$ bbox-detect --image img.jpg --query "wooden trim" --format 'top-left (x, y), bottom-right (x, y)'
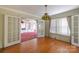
top-left (0, 48), bottom-right (2, 50)
top-left (0, 48), bottom-right (3, 52)
top-left (55, 38), bottom-right (70, 44)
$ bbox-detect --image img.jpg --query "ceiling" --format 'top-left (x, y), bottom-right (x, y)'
top-left (0, 5), bottom-right (79, 17)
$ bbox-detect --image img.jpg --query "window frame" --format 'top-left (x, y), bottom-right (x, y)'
top-left (50, 17), bottom-right (70, 36)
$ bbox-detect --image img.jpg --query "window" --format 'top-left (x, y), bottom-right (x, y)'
top-left (50, 17), bottom-right (70, 36)
top-left (50, 19), bottom-right (56, 33)
top-left (61, 18), bottom-right (70, 35)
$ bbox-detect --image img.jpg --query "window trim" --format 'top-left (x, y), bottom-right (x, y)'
top-left (50, 17), bottom-right (70, 36)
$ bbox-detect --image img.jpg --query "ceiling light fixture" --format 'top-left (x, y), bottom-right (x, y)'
top-left (42, 5), bottom-right (51, 21)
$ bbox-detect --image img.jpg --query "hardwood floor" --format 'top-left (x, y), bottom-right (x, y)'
top-left (1, 37), bottom-right (79, 53)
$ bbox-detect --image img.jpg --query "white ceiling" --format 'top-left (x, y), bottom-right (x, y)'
top-left (0, 5), bottom-right (79, 17)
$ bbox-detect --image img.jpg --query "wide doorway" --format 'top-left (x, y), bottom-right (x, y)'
top-left (20, 20), bottom-right (37, 42)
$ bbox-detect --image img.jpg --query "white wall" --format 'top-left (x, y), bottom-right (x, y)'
top-left (50, 8), bottom-right (79, 42)
top-left (51, 8), bottom-right (79, 19)
top-left (45, 20), bottom-right (50, 37)
top-left (0, 8), bottom-right (39, 48)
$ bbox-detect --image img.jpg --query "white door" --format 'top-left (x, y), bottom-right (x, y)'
top-left (4, 15), bottom-right (21, 47)
top-left (37, 20), bottom-right (45, 37)
top-left (71, 15), bottom-right (79, 46)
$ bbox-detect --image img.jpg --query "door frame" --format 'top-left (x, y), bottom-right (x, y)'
top-left (4, 15), bottom-right (21, 47)
top-left (20, 19), bottom-right (38, 42)
top-left (71, 15), bottom-right (79, 46)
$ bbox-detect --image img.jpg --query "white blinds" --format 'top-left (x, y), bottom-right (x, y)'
top-left (50, 17), bottom-right (70, 36)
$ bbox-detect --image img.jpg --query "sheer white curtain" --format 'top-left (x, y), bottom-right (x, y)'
top-left (50, 17), bottom-right (70, 36)
top-left (50, 19), bottom-right (56, 33)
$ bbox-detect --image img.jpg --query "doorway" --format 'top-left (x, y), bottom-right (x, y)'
top-left (20, 20), bottom-right (37, 42)
top-left (4, 15), bottom-right (21, 47)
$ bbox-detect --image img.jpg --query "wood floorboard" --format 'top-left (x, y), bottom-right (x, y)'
top-left (1, 37), bottom-right (79, 53)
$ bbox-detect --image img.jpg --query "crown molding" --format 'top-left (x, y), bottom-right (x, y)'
top-left (0, 6), bottom-right (40, 18)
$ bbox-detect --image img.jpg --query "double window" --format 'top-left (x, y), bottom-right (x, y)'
top-left (50, 17), bottom-right (70, 36)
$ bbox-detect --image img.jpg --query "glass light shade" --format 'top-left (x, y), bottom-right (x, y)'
top-left (42, 13), bottom-right (51, 21)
